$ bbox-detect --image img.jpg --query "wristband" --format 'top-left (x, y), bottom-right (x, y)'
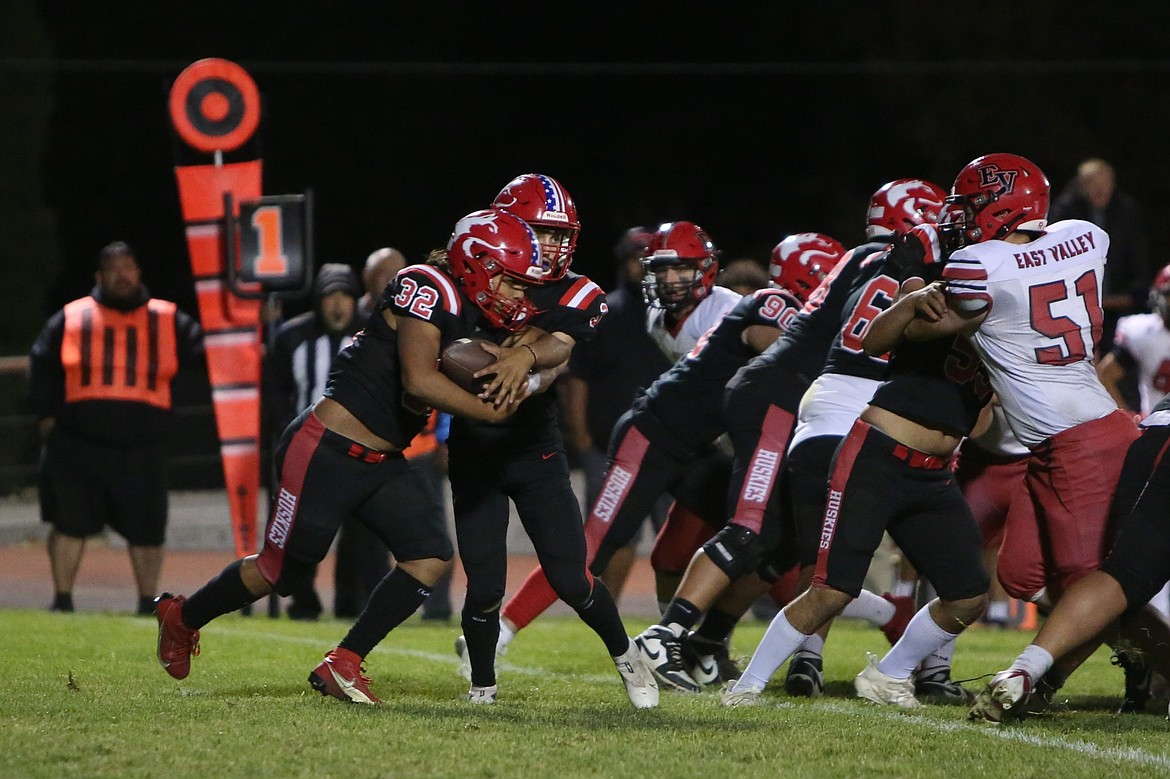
top-left (526, 373), bottom-right (542, 395)
top-left (521, 343), bottom-right (538, 368)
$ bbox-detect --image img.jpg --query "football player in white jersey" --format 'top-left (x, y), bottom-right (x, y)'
top-left (641, 221), bottom-right (742, 361)
top-left (1097, 264), bottom-right (1170, 417)
top-left (868, 152), bottom-right (1158, 719)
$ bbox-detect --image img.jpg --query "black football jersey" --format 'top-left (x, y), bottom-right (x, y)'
top-left (869, 334), bottom-right (992, 438)
top-left (867, 263), bottom-right (991, 438)
top-left (821, 244), bottom-right (900, 380)
top-left (448, 271), bottom-right (607, 455)
top-left (324, 264), bottom-right (498, 449)
top-left (639, 287), bottom-right (805, 448)
top-left (730, 242), bottom-right (890, 403)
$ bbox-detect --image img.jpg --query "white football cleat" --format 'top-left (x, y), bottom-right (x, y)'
top-left (635, 625), bottom-right (701, 693)
top-left (968, 669), bottom-right (1033, 722)
top-left (720, 680), bottom-right (763, 707)
top-left (467, 684), bottom-right (498, 704)
top-left (613, 640), bottom-right (659, 709)
top-left (854, 652), bottom-right (920, 709)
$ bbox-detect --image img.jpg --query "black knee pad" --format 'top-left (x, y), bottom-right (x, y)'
top-left (273, 557), bottom-right (318, 597)
top-left (702, 524), bottom-right (764, 581)
top-left (463, 585), bottom-right (505, 615)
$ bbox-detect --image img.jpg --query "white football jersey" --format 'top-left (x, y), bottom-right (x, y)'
top-left (966, 402), bottom-right (1030, 458)
top-left (1113, 312), bottom-right (1170, 416)
top-left (943, 219), bottom-right (1116, 448)
top-left (645, 285), bottom-right (741, 363)
top-left (790, 373), bottom-right (880, 450)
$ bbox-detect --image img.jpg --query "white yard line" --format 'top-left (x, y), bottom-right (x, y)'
top-left (815, 700), bottom-right (1170, 770)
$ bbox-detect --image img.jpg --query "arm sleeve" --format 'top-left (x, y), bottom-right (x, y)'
top-left (174, 309), bottom-right (205, 371)
top-left (27, 311), bottom-right (66, 419)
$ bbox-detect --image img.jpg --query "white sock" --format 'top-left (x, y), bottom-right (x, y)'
top-left (841, 590), bottom-right (896, 626)
top-left (733, 610), bottom-right (809, 692)
top-left (918, 636), bottom-right (956, 674)
top-left (1009, 644), bottom-right (1054, 682)
top-left (877, 605), bottom-right (956, 680)
top-left (802, 632), bottom-right (825, 656)
top-left (496, 622), bottom-right (515, 654)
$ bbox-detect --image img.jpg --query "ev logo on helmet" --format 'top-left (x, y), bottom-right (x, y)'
top-left (977, 164), bottom-right (1018, 195)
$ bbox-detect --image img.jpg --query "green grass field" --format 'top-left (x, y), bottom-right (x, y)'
top-left (5, 609), bottom-right (1169, 778)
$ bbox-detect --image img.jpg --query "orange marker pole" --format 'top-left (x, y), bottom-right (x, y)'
top-left (169, 59), bottom-right (264, 558)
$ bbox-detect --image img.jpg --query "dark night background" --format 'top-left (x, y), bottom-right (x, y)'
top-left (3, 1), bottom-right (1170, 355)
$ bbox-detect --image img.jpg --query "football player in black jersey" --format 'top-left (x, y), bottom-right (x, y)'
top-left (637, 182), bottom-right (946, 694)
top-left (779, 180), bottom-right (953, 700)
top-left (723, 229), bottom-right (992, 709)
top-left (481, 232), bottom-right (844, 693)
top-left (448, 174), bottom-right (659, 709)
top-left (155, 210), bottom-right (567, 704)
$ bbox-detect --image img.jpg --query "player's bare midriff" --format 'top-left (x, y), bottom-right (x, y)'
top-left (313, 397), bottom-right (401, 453)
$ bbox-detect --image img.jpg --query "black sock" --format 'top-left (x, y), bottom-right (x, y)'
top-left (339, 568), bottom-right (431, 659)
top-left (661, 598), bottom-right (702, 634)
top-left (51, 592), bottom-right (74, 612)
top-left (694, 607), bottom-right (738, 644)
top-left (572, 579), bottom-right (630, 657)
top-left (137, 595), bottom-right (156, 616)
top-left (460, 606), bottom-right (500, 688)
top-left (182, 559), bottom-right (258, 629)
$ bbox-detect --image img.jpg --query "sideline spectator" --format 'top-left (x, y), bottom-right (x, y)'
top-left (266, 263), bottom-right (372, 619)
top-left (29, 241), bottom-right (203, 614)
top-left (1050, 158), bottom-right (1151, 352)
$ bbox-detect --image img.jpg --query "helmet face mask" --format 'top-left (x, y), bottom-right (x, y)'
top-left (643, 259), bottom-right (707, 312)
top-left (949, 153), bottom-right (1050, 244)
top-left (446, 209), bottom-right (544, 331)
top-left (639, 221), bottom-right (719, 312)
top-left (492, 174), bottom-right (580, 282)
top-left (769, 232), bottom-right (845, 304)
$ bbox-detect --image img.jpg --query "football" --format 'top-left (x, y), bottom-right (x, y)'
top-left (440, 337), bottom-right (497, 393)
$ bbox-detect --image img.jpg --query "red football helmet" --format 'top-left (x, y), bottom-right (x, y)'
top-left (770, 233), bottom-right (845, 304)
top-left (446, 209), bottom-right (543, 331)
top-left (947, 153), bottom-right (1050, 244)
top-left (865, 179), bottom-right (947, 240)
top-left (1150, 263), bottom-right (1170, 323)
top-left (641, 221), bottom-right (720, 312)
top-left (491, 173), bottom-right (580, 282)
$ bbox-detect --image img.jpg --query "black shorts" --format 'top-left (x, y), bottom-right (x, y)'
top-left (812, 420), bottom-right (988, 600)
top-left (580, 409), bottom-right (723, 573)
top-left (255, 409), bottom-right (452, 586)
top-left (40, 427), bottom-right (167, 546)
top-left (1099, 425), bottom-right (1170, 617)
top-left (448, 444), bottom-right (591, 606)
top-left (786, 434), bottom-right (842, 567)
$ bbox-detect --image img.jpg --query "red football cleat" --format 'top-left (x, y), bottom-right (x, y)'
top-left (309, 648), bottom-right (382, 705)
top-left (155, 593), bottom-right (200, 680)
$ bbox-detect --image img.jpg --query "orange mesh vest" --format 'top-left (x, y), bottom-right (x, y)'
top-left (61, 297), bottom-right (180, 409)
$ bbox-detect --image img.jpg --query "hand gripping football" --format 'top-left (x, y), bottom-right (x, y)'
top-left (440, 337), bottom-right (497, 393)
